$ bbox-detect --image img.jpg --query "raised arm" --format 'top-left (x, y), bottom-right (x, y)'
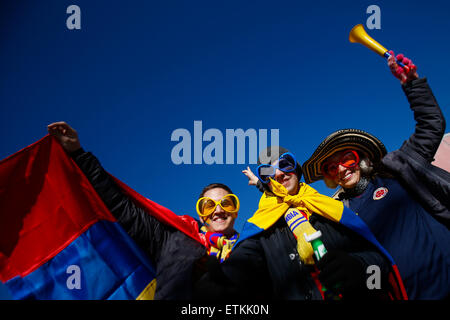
top-left (242, 166), bottom-right (268, 193)
top-left (48, 122), bottom-right (170, 264)
top-left (387, 53), bottom-right (446, 161)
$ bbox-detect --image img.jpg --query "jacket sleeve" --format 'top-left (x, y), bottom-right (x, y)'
top-left (193, 237), bottom-right (272, 300)
top-left (400, 77), bottom-right (446, 162)
top-left (220, 238), bottom-right (272, 298)
top-left (70, 148), bottom-right (169, 265)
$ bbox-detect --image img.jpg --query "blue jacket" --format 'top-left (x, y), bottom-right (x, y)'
top-left (346, 176), bottom-right (450, 299)
top-left (341, 78), bottom-right (450, 299)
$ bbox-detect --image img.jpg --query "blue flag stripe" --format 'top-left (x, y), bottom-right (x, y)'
top-left (4, 221), bottom-right (156, 300)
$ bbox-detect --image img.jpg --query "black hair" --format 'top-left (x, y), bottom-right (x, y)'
top-left (198, 183), bottom-right (233, 199)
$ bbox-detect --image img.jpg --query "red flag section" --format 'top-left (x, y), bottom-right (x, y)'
top-left (0, 136), bottom-right (116, 281)
top-left (0, 135), bottom-right (206, 284)
top-left (111, 177), bottom-right (207, 247)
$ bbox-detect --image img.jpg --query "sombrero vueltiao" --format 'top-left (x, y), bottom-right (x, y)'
top-left (302, 129), bottom-right (387, 184)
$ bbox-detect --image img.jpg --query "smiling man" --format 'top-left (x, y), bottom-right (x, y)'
top-left (196, 183), bottom-right (239, 262)
top-left (197, 185), bottom-right (237, 237)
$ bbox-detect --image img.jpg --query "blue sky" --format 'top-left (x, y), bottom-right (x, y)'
top-left (1, 0), bottom-right (449, 299)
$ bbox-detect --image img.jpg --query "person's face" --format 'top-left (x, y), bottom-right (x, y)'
top-left (271, 159), bottom-right (300, 195)
top-left (200, 188), bottom-right (236, 237)
top-left (324, 150), bottom-right (361, 189)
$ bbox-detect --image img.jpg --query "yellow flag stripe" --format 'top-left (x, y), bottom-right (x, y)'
top-left (136, 278), bottom-right (157, 300)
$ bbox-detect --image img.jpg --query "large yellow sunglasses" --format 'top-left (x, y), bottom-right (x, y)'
top-left (196, 194), bottom-right (240, 218)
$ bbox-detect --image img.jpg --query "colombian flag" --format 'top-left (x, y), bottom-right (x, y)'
top-left (0, 135), bottom-right (205, 299)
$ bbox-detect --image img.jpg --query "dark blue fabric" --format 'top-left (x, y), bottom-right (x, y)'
top-left (348, 177), bottom-right (450, 299)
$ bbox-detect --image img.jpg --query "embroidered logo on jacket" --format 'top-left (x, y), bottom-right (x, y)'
top-left (373, 187), bottom-right (388, 200)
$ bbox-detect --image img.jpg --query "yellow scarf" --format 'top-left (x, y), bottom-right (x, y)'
top-left (248, 179), bottom-right (345, 264)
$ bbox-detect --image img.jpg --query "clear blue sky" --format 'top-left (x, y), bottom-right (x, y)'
top-left (1, 0), bottom-right (449, 299)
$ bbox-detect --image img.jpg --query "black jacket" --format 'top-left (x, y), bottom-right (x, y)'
top-left (71, 149), bottom-right (206, 300)
top-left (381, 78), bottom-right (450, 227)
top-left (197, 212), bottom-right (390, 300)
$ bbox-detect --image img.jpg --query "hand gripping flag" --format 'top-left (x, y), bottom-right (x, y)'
top-left (0, 136), bottom-right (206, 299)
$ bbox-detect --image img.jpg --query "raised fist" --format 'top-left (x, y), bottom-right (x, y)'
top-left (47, 121), bottom-right (81, 153)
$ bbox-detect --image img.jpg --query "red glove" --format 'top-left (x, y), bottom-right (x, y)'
top-left (388, 50), bottom-right (419, 84)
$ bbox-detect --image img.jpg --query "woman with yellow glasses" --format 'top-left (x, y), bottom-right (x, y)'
top-left (48, 121), bottom-right (239, 300)
top-left (196, 183), bottom-right (239, 263)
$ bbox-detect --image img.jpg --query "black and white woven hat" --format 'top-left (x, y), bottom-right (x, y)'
top-left (302, 129), bottom-right (387, 184)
